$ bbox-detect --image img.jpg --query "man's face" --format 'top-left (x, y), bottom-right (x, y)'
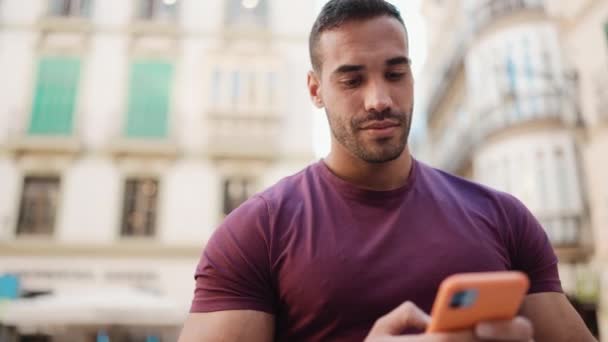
top-left (309, 16), bottom-right (414, 163)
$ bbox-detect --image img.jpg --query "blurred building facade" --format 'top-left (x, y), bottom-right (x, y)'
top-left (0, 0), bottom-right (316, 340)
top-left (417, 0), bottom-right (608, 338)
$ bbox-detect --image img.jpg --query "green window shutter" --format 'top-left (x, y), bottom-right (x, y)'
top-left (125, 61), bottom-right (174, 138)
top-left (29, 57), bottom-right (81, 135)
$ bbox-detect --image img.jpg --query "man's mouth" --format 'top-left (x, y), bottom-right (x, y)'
top-left (359, 120), bottom-right (401, 138)
top-left (360, 120), bottom-right (401, 130)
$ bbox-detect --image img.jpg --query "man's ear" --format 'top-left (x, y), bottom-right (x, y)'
top-left (307, 70), bottom-right (324, 108)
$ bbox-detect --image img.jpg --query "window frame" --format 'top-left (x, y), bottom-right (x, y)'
top-left (119, 177), bottom-right (160, 238)
top-left (222, 176), bottom-right (257, 216)
top-left (16, 175), bottom-right (61, 237)
top-left (135, 0), bottom-right (179, 22)
top-left (47, 0), bottom-right (92, 18)
top-left (224, 0), bottom-right (269, 30)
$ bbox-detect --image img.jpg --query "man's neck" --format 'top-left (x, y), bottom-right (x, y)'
top-left (323, 146), bottom-right (413, 191)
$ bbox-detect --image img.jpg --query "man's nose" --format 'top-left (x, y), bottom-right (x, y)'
top-left (364, 80), bottom-right (392, 113)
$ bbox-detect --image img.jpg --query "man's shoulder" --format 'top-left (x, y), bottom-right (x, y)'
top-left (416, 159), bottom-right (520, 210)
top-left (255, 162), bottom-right (320, 209)
top-left (218, 162), bottom-right (319, 232)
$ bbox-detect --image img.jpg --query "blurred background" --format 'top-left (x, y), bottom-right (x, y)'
top-left (0, 0), bottom-right (605, 341)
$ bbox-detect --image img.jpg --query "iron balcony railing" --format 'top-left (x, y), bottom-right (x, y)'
top-left (471, 0), bottom-right (545, 35)
top-left (537, 211), bottom-right (583, 247)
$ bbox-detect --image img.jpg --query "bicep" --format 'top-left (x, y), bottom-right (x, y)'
top-left (191, 196), bottom-right (276, 314)
top-left (520, 292), bottom-right (596, 342)
top-left (178, 310), bottom-right (275, 342)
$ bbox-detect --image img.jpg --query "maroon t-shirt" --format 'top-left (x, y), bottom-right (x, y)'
top-left (191, 159), bottom-right (562, 341)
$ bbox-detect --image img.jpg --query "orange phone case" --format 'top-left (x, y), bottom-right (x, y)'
top-left (426, 271), bottom-right (530, 333)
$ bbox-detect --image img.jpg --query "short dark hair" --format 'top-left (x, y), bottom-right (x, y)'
top-left (309, 0), bottom-right (406, 72)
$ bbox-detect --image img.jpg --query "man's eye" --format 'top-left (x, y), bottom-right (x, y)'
top-left (342, 77), bottom-right (362, 88)
top-left (386, 72), bottom-right (405, 81)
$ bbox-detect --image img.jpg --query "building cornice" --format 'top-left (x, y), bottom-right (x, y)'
top-left (0, 240), bottom-right (202, 258)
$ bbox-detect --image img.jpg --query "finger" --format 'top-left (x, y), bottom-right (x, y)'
top-left (475, 316), bottom-right (533, 341)
top-left (368, 301), bottom-right (430, 337)
top-left (425, 330), bottom-right (477, 342)
top-left (383, 330), bottom-right (476, 342)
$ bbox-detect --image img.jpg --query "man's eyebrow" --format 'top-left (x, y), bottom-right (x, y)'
top-left (386, 56), bottom-right (411, 66)
top-left (332, 64), bottom-right (364, 75)
top-left (331, 57), bottom-right (411, 75)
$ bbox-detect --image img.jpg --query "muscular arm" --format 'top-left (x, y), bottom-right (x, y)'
top-left (183, 196), bottom-right (276, 341)
top-left (520, 292), bottom-right (596, 342)
top-left (178, 310), bottom-right (275, 342)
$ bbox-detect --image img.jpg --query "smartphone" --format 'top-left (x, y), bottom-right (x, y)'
top-left (426, 271), bottom-right (530, 333)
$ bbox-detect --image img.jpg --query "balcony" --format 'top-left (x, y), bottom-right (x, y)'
top-left (108, 138), bottom-right (178, 159)
top-left (471, 0), bottom-right (545, 35)
top-left (130, 19), bottom-right (179, 37)
top-left (5, 135), bottom-right (81, 157)
top-left (129, 21), bottom-right (179, 56)
top-left (539, 212), bottom-right (582, 246)
top-left (38, 16), bottom-right (92, 34)
top-left (472, 85), bottom-right (581, 142)
top-left (2, 112), bottom-right (82, 157)
top-left (205, 111), bottom-right (281, 161)
top-left (36, 15), bottom-right (92, 52)
top-left (537, 211), bottom-right (590, 261)
top-left (105, 115), bottom-right (179, 160)
top-left (543, 0), bottom-right (595, 20)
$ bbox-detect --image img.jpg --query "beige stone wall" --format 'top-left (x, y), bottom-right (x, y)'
top-left (554, 0), bottom-right (608, 338)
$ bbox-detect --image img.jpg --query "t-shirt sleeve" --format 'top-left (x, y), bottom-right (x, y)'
top-left (190, 195), bottom-right (275, 314)
top-left (506, 195), bottom-right (563, 294)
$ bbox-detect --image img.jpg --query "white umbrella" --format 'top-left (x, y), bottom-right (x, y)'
top-left (0, 286), bottom-right (186, 329)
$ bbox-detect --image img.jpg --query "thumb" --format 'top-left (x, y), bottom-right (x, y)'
top-left (368, 301), bottom-right (430, 337)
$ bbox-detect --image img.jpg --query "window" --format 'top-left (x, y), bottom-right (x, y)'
top-left (48, 0), bottom-right (92, 17)
top-left (523, 39), bottom-right (534, 80)
top-left (125, 60), bottom-right (174, 138)
top-left (554, 147), bottom-right (570, 209)
top-left (535, 150), bottom-right (548, 209)
top-left (210, 68), bottom-right (222, 107)
top-left (120, 178), bottom-right (159, 237)
top-left (223, 178), bottom-right (256, 215)
top-left (267, 71), bottom-right (276, 107)
top-left (604, 21), bottom-right (608, 47)
top-left (29, 57), bottom-right (81, 135)
top-left (16, 176), bottom-right (60, 236)
top-left (137, 0), bottom-right (178, 22)
top-left (541, 49), bottom-right (553, 79)
top-left (246, 71), bottom-right (256, 106)
top-left (230, 70), bottom-right (241, 108)
top-left (225, 0), bottom-right (269, 29)
top-left (505, 54), bottom-right (516, 95)
top-left (209, 68), bottom-right (278, 112)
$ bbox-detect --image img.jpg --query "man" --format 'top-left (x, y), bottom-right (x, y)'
top-left (179, 0), bottom-right (596, 341)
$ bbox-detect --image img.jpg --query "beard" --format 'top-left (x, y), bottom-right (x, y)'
top-left (326, 106), bottom-right (413, 164)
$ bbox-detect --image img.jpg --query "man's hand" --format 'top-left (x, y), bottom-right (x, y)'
top-left (365, 301), bottom-right (534, 341)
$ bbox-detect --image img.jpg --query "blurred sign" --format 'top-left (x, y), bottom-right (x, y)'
top-left (0, 274), bottom-right (19, 299)
top-left (97, 331), bottom-right (110, 342)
